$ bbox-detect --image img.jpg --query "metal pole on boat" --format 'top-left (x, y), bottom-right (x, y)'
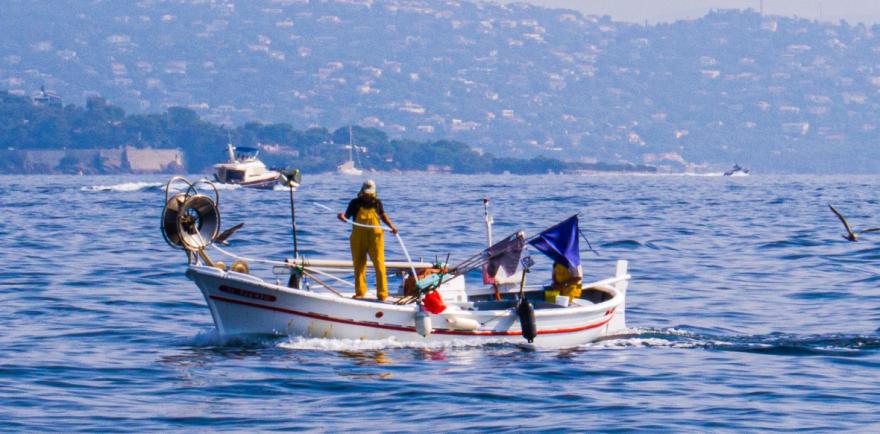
top-left (281, 169), bottom-right (303, 289)
top-left (483, 197), bottom-right (493, 247)
top-left (280, 169), bottom-right (303, 259)
top-left (290, 185), bottom-right (298, 258)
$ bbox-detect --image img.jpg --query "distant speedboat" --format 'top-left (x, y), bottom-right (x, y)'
top-left (723, 164), bottom-right (750, 177)
top-left (213, 143), bottom-right (281, 189)
top-left (337, 126), bottom-right (364, 176)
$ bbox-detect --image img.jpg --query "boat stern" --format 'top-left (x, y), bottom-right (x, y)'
top-left (606, 260), bottom-right (628, 334)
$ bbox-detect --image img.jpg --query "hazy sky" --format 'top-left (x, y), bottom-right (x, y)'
top-left (496, 1), bottom-right (880, 24)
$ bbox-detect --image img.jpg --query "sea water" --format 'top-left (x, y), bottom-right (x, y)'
top-left (1, 174), bottom-right (879, 431)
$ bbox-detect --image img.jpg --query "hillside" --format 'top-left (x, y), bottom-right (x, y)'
top-left (0, 91), bottom-right (654, 174)
top-left (2, 1), bottom-right (880, 173)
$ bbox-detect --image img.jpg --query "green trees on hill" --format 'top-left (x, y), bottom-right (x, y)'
top-left (0, 91), bottom-right (653, 174)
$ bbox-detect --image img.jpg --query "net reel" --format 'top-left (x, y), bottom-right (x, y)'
top-left (161, 177), bottom-right (222, 254)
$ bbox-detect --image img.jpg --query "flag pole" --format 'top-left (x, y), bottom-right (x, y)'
top-left (483, 197), bottom-right (493, 247)
top-left (289, 182), bottom-right (298, 258)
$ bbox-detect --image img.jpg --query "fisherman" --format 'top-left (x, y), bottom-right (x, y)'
top-left (551, 260), bottom-right (582, 305)
top-left (337, 180), bottom-right (398, 301)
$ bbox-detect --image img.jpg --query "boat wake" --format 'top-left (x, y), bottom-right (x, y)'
top-left (82, 181), bottom-right (242, 193)
top-left (589, 327), bottom-right (880, 356)
top-left (187, 327), bottom-right (880, 356)
top-left (680, 172), bottom-right (725, 177)
top-left (188, 329), bottom-right (286, 348)
top-left (187, 330), bottom-right (505, 351)
top-left (278, 336), bottom-right (508, 351)
top-left (202, 182), bottom-right (243, 191)
top-left (81, 181), bottom-right (164, 192)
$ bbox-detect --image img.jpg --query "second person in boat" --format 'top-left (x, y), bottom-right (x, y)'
top-left (551, 260), bottom-right (582, 306)
top-left (337, 180), bottom-right (398, 301)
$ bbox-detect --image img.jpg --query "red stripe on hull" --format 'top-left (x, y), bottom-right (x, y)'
top-left (208, 294), bottom-right (613, 336)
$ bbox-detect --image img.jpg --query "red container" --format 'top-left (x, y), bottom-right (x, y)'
top-left (422, 290), bottom-right (447, 314)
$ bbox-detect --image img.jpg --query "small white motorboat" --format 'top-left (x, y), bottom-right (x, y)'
top-left (161, 177), bottom-right (631, 348)
top-left (213, 143), bottom-right (281, 189)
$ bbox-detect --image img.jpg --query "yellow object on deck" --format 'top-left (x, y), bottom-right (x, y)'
top-left (544, 290), bottom-right (560, 303)
top-left (231, 260), bottom-right (249, 274)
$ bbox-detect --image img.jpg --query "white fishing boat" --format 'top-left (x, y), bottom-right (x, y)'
top-left (337, 127), bottom-right (363, 176)
top-left (213, 143), bottom-right (281, 189)
top-left (161, 177), bottom-right (631, 348)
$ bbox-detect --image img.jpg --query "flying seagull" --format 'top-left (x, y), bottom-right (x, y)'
top-left (215, 222), bottom-right (244, 245)
top-left (828, 204), bottom-right (880, 242)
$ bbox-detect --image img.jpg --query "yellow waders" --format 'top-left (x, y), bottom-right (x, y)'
top-left (350, 206), bottom-right (388, 300)
top-left (553, 263), bottom-right (582, 302)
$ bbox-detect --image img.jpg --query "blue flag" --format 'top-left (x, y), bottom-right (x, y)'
top-left (528, 215), bottom-right (581, 273)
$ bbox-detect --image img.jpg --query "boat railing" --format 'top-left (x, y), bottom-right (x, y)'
top-left (583, 274), bottom-right (631, 290)
top-left (284, 257), bottom-right (435, 271)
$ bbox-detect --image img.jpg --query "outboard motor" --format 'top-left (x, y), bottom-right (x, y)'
top-left (517, 298), bottom-right (537, 343)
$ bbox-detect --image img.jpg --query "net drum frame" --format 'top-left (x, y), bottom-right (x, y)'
top-left (161, 177), bottom-right (222, 252)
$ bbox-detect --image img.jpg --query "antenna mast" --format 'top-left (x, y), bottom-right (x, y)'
top-left (348, 125), bottom-right (354, 163)
top-left (483, 198), bottom-right (493, 247)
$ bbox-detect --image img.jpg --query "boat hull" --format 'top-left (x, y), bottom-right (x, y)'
top-left (213, 175), bottom-right (279, 189)
top-left (186, 263), bottom-right (628, 348)
top-left (236, 177), bottom-right (279, 189)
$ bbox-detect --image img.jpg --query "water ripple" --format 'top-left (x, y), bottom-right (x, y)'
top-left (2, 174), bottom-right (880, 431)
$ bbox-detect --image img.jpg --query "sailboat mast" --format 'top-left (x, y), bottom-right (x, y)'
top-left (348, 126), bottom-right (354, 164)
